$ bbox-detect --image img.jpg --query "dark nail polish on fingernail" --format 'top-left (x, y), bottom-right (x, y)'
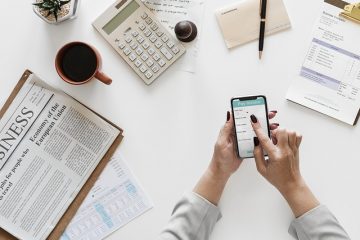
top-left (226, 111), bottom-right (230, 121)
top-left (250, 114), bottom-right (258, 123)
top-left (253, 137), bottom-right (259, 146)
top-left (270, 110), bottom-right (278, 113)
top-left (273, 123), bottom-right (280, 126)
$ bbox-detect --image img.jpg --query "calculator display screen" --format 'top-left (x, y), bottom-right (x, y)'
top-left (103, 0), bottom-right (140, 35)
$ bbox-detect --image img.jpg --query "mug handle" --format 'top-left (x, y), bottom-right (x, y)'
top-left (95, 71), bottom-right (112, 85)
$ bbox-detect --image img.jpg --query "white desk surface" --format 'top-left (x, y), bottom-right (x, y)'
top-left (1, 0), bottom-right (359, 239)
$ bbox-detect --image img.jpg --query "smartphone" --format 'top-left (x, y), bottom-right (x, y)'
top-left (231, 95), bottom-right (270, 159)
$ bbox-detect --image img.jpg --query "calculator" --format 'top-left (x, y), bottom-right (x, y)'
top-left (93, 0), bottom-right (186, 85)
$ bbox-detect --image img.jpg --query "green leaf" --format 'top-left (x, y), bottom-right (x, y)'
top-left (33, 0), bottom-right (68, 20)
top-left (60, 0), bottom-right (71, 6)
top-left (42, 3), bottom-right (54, 8)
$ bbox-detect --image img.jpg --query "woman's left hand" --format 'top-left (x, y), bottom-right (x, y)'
top-left (194, 110), bottom-right (279, 205)
top-left (209, 110), bottom-right (279, 179)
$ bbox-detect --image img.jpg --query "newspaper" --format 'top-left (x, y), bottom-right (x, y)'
top-left (0, 73), bottom-right (120, 240)
top-left (61, 151), bottom-right (153, 240)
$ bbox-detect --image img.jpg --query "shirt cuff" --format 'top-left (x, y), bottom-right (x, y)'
top-left (186, 191), bottom-right (222, 221)
top-left (159, 192), bottom-right (222, 240)
top-left (288, 205), bottom-right (346, 239)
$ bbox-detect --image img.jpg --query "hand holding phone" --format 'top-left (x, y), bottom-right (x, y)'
top-left (231, 95), bottom-right (270, 159)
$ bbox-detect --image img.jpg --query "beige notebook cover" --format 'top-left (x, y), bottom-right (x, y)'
top-left (216, 0), bottom-right (291, 48)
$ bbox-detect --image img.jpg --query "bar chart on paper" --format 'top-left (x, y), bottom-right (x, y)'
top-left (287, 1), bottom-right (360, 125)
top-left (61, 152), bottom-right (153, 240)
top-left (300, 38), bottom-right (360, 101)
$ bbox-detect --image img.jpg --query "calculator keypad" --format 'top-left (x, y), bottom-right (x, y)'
top-left (115, 11), bottom-right (185, 84)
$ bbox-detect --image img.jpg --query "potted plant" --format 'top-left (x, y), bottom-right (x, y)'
top-left (33, 0), bottom-right (80, 24)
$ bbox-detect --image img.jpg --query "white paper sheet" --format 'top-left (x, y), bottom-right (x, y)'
top-left (61, 152), bottom-right (153, 240)
top-left (286, 1), bottom-right (360, 125)
top-left (142, 0), bottom-right (205, 73)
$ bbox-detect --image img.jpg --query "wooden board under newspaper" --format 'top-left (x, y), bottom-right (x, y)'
top-left (0, 70), bottom-right (124, 240)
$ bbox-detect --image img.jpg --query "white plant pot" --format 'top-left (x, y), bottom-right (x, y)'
top-left (33, 0), bottom-right (80, 24)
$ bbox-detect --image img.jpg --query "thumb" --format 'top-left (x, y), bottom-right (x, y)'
top-left (253, 137), bottom-right (267, 175)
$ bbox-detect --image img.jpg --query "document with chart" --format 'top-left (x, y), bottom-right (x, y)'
top-left (61, 151), bottom-right (152, 240)
top-left (287, 1), bottom-right (360, 125)
top-left (0, 73), bottom-right (120, 240)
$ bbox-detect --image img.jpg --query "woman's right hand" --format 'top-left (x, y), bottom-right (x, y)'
top-left (250, 114), bottom-right (320, 217)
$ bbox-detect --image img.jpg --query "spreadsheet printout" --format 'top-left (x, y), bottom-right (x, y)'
top-left (61, 152), bottom-right (153, 240)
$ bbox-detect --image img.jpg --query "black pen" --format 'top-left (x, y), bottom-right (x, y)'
top-left (259, 0), bottom-right (267, 59)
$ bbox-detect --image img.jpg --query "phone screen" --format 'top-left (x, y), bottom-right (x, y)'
top-left (231, 96), bottom-right (270, 158)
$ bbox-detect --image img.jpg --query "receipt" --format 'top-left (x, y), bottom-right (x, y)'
top-left (142, 0), bottom-right (205, 73)
top-left (61, 152), bottom-right (153, 240)
top-left (287, 1), bottom-right (360, 125)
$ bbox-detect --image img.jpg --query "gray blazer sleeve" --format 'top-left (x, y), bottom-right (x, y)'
top-left (158, 192), bottom-right (222, 240)
top-left (288, 205), bottom-right (351, 240)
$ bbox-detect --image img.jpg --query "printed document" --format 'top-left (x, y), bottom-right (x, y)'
top-left (0, 73), bottom-right (120, 239)
top-left (61, 152), bottom-right (153, 240)
top-left (287, 1), bottom-right (360, 125)
top-left (142, 0), bottom-right (205, 73)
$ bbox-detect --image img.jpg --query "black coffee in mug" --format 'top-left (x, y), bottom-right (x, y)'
top-left (55, 42), bottom-right (112, 85)
top-left (60, 43), bottom-right (98, 82)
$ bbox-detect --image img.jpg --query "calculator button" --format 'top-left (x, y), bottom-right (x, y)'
top-left (150, 23), bottom-right (158, 31)
top-left (152, 65), bottom-right (160, 73)
top-left (123, 48), bottom-right (131, 56)
top-left (142, 42), bottom-right (150, 49)
top-left (156, 30), bottom-right (163, 37)
top-left (145, 17), bottom-right (153, 25)
top-left (153, 53), bottom-right (161, 61)
top-left (137, 36), bottom-right (144, 43)
top-left (132, 31), bottom-right (139, 37)
top-left (141, 12), bottom-right (148, 19)
top-left (135, 59), bottom-right (142, 67)
top-left (125, 36), bottom-right (132, 43)
top-left (160, 47), bottom-right (173, 60)
top-left (155, 41), bottom-right (163, 49)
top-left (172, 47), bottom-right (180, 54)
top-left (135, 47), bottom-right (143, 55)
top-left (158, 59), bottom-right (166, 67)
top-left (167, 41), bottom-right (175, 48)
top-left (141, 53), bottom-right (149, 61)
top-left (146, 59), bottom-right (154, 67)
top-left (129, 53), bottom-right (136, 62)
top-left (139, 23), bottom-right (146, 31)
top-left (149, 35), bottom-right (157, 43)
top-left (144, 29), bottom-right (152, 37)
top-left (148, 48), bottom-right (155, 55)
top-left (118, 42), bottom-right (126, 49)
top-left (161, 35), bottom-right (169, 43)
top-left (140, 65), bottom-right (147, 73)
top-left (130, 42), bottom-right (138, 50)
top-left (145, 71), bottom-right (153, 79)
